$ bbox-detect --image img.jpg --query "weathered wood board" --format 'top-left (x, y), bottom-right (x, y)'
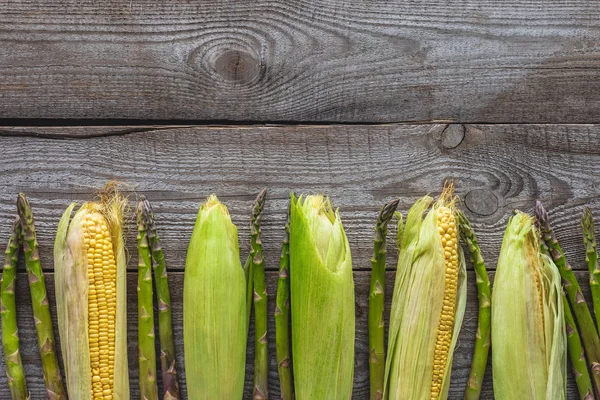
top-left (0, 271), bottom-right (589, 399)
top-left (0, 124), bottom-right (598, 272)
top-left (0, 123), bottom-right (599, 399)
top-left (0, 0), bottom-right (599, 122)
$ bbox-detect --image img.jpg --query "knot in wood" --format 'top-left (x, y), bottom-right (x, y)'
top-left (441, 124), bottom-right (465, 149)
top-left (214, 49), bottom-right (261, 84)
top-left (464, 189), bottom-right (498, 216)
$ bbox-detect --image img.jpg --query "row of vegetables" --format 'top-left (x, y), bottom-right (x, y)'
top-left (1, 182), bottom-right (599, 400)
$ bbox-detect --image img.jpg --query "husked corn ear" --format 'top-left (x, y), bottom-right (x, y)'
top-left (492, 211), bottom-right (566, 400)
top-left (54, 187), bottom-right (129, 400)
top-left (82, 210), bottom-right (117, 399)
top-left (384, 185), bottom-right (467, 400)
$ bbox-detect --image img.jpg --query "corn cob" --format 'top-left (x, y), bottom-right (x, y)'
top-left (582, 207), bottom-right (600, 333)
top-left (183, 195), bottom-right (246, 400)
top-left (136, 200), bottom-right (158, 400)
top-left (290, 193), bottom-right (355, 400)
top-left (536, 201), bottom-right (600, 397)
top-left (492, 210), bottom-right (566, 399)
top-left (275, 199), bottom-right (294, 400)
top-left (1, 217), bottom-right (29, 400)
top-left (142, 198), bottom-right (181, 400)
top-left (54, 187), bottom-right (130, 400)
top-left (384, 185), bottom-right (467, 400)
top-left (17, 193), bottom-right (67, 399)
top-left (368, 198), bottom-right (399, 400)
top-left (563, 291), bottom-right (595, 400)
top-left (251, 189), bottom-right (269, 400)
top-left (457, 210), bottom-right (491, 400)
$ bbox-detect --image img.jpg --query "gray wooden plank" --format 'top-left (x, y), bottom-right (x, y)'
top-left (0, 270), bottom-right (588, 399)
top-left (0, 124), bottom-right (599, 272)
top-left (0, 1), bottom-right (599, 122)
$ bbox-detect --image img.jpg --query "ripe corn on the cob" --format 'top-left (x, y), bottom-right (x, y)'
top-left (289, 194), bottom-right (355, 400)
top-left (384, 188), bottom-right (467, 400)
top-left (492, 211), bottom-right (566, 400)
top-left (183, 195), bottom-right (247, 400)
top-left (54, 190), bottom-right (129, 400)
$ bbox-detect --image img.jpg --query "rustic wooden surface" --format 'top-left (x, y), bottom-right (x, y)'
top-left (0, 124), bottom-right (599, 398)
top-left (1, 0), bottom-right (600, 122)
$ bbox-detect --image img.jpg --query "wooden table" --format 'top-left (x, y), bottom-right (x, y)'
top-left (1, 0), bottom-right (599, 398)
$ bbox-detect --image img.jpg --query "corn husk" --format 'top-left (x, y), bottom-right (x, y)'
top-left (384, 193), bottom-right (467, 400)
top-left (183, 195), bottom-right (247, 400)
top-left (54, 191), bottom-right (129, 399)
top-left (492, 211), bottom-right (566, 400)
top-left (289, 194), bottom-right (355, 400)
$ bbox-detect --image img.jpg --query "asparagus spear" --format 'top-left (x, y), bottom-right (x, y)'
top-left (136, 200), bottom-right (158, 400)
top-left (536, 200), bottom-right (600, 397)
top-left (251, 189), bottom-right (268, 400)
top-left (142, 198), bottom-right (181, 400)
top-left (368, 198), bottom-right (399, 400)
top-left (1, 218), bottom-right (29, 400)
top-left (582, 207), bottom-right (600, 333)
top-left (457, 211), bottom-right (491, 400)
top-left (564, 291), bottom-right (595, 400)
top-left (17, 193), bottom-right (66, 399)
top-left (244, 254), bottom-right (254, 332)
top-left (275, 199), bottom-right (294, 400)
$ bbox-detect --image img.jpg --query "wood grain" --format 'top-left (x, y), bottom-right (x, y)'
top-left (0, 0), bottom-right (600, 122)
top-left (0, 270), bottom-right (589, 399)
top-left (0, 124), bottom-right (599, 272)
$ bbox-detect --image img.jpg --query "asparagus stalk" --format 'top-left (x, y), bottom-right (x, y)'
top-left (251, 189), bottom-right (268, 400)
top-left (244, 254), bottom-right (254, 332)
top-left (275, 199), bottom-right (294, 400)
top-left (536, 200), bottom-right (600, 397)
top-left (582, 207), bottom-right (600, 333)
top-left (1, 218), bottom-right (29, 400)
top-left (142, 198), bottom-right (181, 400)
top-left (457, 211), bottom-right (491, 400)
top-left (564, 291), bottom-right (595, 400)
top-left (136, 200), bottom-right (158, 400)
top-left (368, 198), bottom-right (399, 400)
top-left (17, 193), bottom-right (66, 399)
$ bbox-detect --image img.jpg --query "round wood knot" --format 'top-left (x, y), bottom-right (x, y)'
top-left (464, 189), bottom-right (498, 216)
top-left (214, 49), bottom-right (261, 84)
top-left (441, 124), bottom-right (465, 149)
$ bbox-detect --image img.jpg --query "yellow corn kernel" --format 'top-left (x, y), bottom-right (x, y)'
top-left (430, 207), bottom-right (458, 399)
top-left (82, 211), bottom-right (117, 400)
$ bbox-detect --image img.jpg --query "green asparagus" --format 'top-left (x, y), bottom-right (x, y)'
top-left (457, 211), bottom-right (491, 400)
top-left (1, 218), bottom-right (29, 400)
top-left (275, 200), bottom-right (294, 400)
top-left (17, 193), bottom-right (66, 399)
top-left (368, 198), bottom-right (399, 400)
top-left (136, 199), bottom-right (158, 400)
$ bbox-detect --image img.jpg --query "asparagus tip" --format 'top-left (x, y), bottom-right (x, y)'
top-left (534, 200), bottom-right (549, 229)
top-left (582, 206), bottom-right (595, 232)
top-left (379, 198), bottom-right (399, 226)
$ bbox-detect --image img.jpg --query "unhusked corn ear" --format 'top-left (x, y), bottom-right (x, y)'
top-left (289, 194), bottom-right (355, 400)
top-left (384, 185), bottom-right (467, 400)
top-left (184, 195), bottom-right (247, 400)
top-left (492, 211), bottom-right (566, 400)
top-left (54, 187), bottom-right (129, 400)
